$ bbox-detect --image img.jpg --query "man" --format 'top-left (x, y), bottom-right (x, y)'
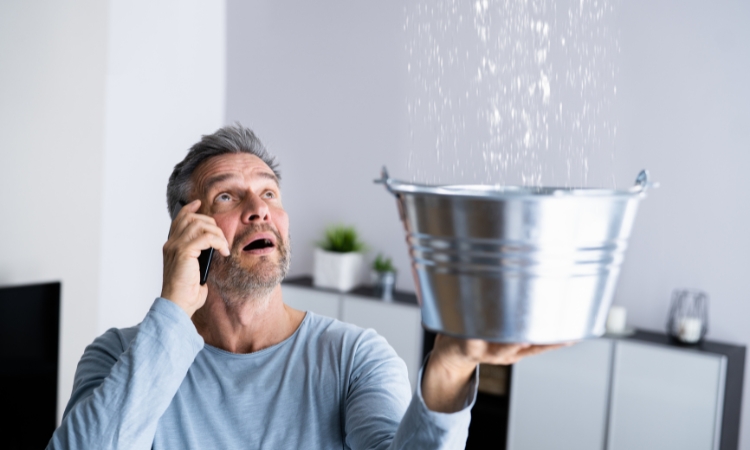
top-left (48, 125), bottom-right (558, 449)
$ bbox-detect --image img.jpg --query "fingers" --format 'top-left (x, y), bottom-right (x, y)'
top-left (468, 341), bottom-right (569, 365)
top-left (171, 214), bottom-right (218, 240)
top-left (437, 337), bottom-right (529, 366)
top-left (161, 200), bottom-right (229, 317)
top-left (515, 343), bottom-right (566, 359)
top-left (479, 343), bottom-right (531, 365)
top-left (167, 200), bottom-right (230, 257)
top-left (168, 199), bottom-right (202, 237)
top-left (170, 220), bottom-right (230, 257)
top-left (170, 200), bottom-right (220, 238)
top-left (432, 334), bottom-right (574, 368)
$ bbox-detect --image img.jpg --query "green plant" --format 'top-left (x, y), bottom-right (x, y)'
top-left (318, 225), bottom-right (366, 253)
top-left (372, 254), bottom-right (396, 273)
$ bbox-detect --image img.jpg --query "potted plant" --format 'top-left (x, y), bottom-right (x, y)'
top-left (313, 225), bottom-right (366, 292)
top-left (372, 254), bottom-right (397, 301)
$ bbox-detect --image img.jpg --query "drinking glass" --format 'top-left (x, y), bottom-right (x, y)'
top-left (666, 289), bottom-right (709, 344)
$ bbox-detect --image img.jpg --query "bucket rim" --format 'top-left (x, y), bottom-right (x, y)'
top-left (375, 167), bottom-right (656, 200)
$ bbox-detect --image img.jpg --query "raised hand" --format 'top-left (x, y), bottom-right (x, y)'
top-left (422, 334), bottom-right (568, 412)
top-left (161, 200), bottom-right (231, 317)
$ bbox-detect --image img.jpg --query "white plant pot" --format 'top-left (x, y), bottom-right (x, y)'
top-left (313, 248), bottom-right (364, 292)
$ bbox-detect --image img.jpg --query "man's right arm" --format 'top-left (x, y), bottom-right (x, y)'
top-left (48, 200), bottom-right (229, 449)
top-left (47, 297), bottom-right (204, 449)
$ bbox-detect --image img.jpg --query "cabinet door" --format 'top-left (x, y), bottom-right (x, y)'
top-left (607, 341), bottom-right (726, 450)
top-left (282, 285), bottom-right (340, 319)
top-left (341, 295), bottom-right (423, 390)
top-left (507, 339), bottom-right (613, 450)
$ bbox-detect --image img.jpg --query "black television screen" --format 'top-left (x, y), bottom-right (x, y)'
top-left (0, 281), bottom-right (60, 449)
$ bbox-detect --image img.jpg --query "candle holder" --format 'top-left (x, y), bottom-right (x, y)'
top-left (666, 289), bottom-right (709, 345)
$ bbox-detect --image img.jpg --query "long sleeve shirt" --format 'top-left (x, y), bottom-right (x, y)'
top-left (47, 298), bottom-right (477, 449)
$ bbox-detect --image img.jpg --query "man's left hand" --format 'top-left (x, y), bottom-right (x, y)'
top-left (421, 334), bottom-right (567, 413)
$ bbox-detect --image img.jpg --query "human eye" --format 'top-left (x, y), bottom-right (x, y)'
top-left (215, 192), bottom-right (233, 203)
top-left (262, 190), bottom-right (277, 199)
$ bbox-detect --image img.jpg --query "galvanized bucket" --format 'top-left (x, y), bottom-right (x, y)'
top-left (377, 169), bottom-right (655, 343)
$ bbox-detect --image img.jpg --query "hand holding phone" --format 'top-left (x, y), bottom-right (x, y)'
top-left (161, 200), bottom-right (230, 317)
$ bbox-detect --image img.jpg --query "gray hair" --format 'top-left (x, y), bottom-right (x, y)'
top-left (166, 124), bottom-right (280, 219)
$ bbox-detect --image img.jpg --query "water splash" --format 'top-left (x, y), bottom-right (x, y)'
top-left (405, 0), bottom-right (619, 187)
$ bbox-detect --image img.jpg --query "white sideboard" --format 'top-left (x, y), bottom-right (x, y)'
top-left (282, 277), bottom-right (423, 390)
top-left (505, 333), bottom-right (744, 450)
top-left (607, 341), bottom-right (726, 450)
top-left (507, 338), bottom-right (613, 450)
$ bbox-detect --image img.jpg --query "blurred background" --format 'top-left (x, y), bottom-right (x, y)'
top-left (0, 0), bottom-right (748, 446)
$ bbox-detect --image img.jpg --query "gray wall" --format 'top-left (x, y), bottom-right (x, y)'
top-left (613, 0), bottom-right (750, 344)
top-left (226, 0), bottom-right (750, 446)
top-left (226, 0), bottom-right (413, 289)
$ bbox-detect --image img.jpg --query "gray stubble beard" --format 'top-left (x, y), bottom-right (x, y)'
top-left (208, 228), bottom-right (291, 307)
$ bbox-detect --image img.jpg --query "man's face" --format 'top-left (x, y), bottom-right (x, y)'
top-left (190, 153), bottom-right (290, 299)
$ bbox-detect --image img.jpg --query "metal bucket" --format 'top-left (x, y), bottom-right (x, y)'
top-left (377, 169), bottom-right (655, 343)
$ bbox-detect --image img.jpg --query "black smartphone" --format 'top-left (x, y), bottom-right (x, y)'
top-left (178, 201), bottom-right (214, 285)
top-left (197, 247), bottom-right (214, 286)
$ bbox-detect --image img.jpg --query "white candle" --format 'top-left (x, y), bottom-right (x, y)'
top-left (607, 305), bottom-right (627, 334)
top-left (678, 317), bottom-right (703, 343)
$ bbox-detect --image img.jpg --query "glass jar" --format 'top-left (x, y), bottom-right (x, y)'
top-left (666, 289), bottom-right (709, 344)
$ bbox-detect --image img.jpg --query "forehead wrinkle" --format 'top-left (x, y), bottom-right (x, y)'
top-left (200, 172), bottom-right (239, 197)
top-left (191, 153), bottom-right (281, 200)
top-left (257, 171), bottom-right (280, 187)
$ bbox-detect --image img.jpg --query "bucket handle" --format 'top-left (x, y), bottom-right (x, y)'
top-left (374, 166), bottom-right (396, 194)
top-left (374, 167), bottom-right (407, 220)
top-left (631, 169), bottom-right (660, 193)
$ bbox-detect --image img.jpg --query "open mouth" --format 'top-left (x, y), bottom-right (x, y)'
top-left (243, 238), bottom-right (275, 252)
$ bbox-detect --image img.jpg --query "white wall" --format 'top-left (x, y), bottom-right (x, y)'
top-left (0, 0), bottom-right (226, 422)
top-left (226, 0), bottom-right (750, 446)
top-left (97, 0), bottom-right (226, 333)
top-left (0, 0), bottom-right (108, 423)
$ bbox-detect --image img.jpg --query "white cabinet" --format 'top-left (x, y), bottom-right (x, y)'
top-left (607, 341), bottom-right (726, 450)
top-left (507, 339), bottom-right (613, 450)
top-left (281, 280), bottom-right (423, 391)
top-left (505, 333), bottom-right (743, 450)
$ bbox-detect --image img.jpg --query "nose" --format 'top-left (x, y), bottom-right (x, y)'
top-left (242, 191), bottom-right (270, 223)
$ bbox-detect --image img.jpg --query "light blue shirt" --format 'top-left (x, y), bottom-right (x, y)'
top-left (48, 298), bottom-right (476, 449)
